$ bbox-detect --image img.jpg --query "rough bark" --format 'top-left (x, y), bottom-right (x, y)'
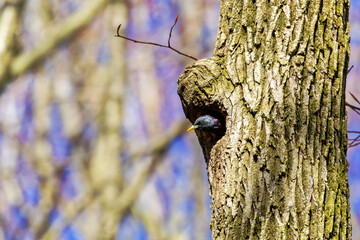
top-left (177, 0), bottom-right (351, 239)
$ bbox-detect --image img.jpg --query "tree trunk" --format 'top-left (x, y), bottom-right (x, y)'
top-left (177, 0), bottom-right (351, 239)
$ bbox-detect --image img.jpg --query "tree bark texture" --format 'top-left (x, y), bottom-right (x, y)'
top-left (177, 0), bottom-right (351, 239)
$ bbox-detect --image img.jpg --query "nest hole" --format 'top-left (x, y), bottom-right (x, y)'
top-left (194, 107), bottom-right (227, 141)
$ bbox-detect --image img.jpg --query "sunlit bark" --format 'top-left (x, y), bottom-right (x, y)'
top-left (178, 0), bottom-right (351, 239)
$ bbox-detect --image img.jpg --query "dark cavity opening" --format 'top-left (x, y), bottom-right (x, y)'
top-left (194, 107), bottom-right (227, 142)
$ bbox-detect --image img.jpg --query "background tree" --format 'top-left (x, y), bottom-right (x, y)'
top-left (0, 0), bottom-right (215, 239)
top-left (178, 0), bottom-right (352, 239)
top-left (0, 0), bottom-right (359, 239)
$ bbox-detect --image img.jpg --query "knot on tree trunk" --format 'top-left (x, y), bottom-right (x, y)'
top-left (177, 57), bottom-right (231, 161)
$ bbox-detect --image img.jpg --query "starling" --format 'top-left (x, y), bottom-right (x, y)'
top-left (187, 115), bottom-right (222, 132)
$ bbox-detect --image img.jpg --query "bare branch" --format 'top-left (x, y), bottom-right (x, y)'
top-left (116, 25), bottom-right (169, 48)
top-left (346, 90), bottom-right (360, 148)
top-left (345, 101), bottom-right (360, 115)
top-left (115, 13), bottom-right (198, 61)
top-left (168, 13), bottom-right (179, 47)
top-left (348, 133), bottom-right (360, 148)
top-left (349, 92), bottom-right (360, 106)
top-left (348, 140), bottom-right (360, 148)
top-left (348, 131), bottom-right (360, 134)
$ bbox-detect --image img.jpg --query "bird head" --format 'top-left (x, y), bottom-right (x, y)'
top-left (187, 115), bottom-right (222, 132)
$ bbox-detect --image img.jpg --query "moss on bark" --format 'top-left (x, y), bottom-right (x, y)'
top-left (178, 0), bottom-right (351, 239)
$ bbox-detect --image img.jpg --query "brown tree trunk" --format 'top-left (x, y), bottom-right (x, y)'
top-left (177, 0), bottom-right (351, 239)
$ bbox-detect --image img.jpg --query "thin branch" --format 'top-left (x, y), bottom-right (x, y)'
top-left (345, 101), bottom-right (360, 115)
top-left (349, 91), bottom-right (360, 106)
top-left (348, 140), bottom-right (360, 148)
top-left (115, 13), bottom-right (198, 61)
top-left (347, 65), bottom-right (354, 75)
top-left (168, 13), bottom-right (179, 47)
top-left (348, 130), bottom-right (360, 134)
top-left (346, 90), bottom-right (360, 148)
top-left (348, 134), bottom-right (360, 148)
top-left (345, 101), bottom-right (360, 110)
top-left (346, 89), bottom-right (360, 115)
top-left (115, 25), bottom-right (169, 48)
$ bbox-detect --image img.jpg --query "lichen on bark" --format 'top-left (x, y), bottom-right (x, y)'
top-left (177, 0), bottom-right (351, 239)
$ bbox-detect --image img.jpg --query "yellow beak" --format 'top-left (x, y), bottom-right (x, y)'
top-left (187, 125), bottom-right (196, 131)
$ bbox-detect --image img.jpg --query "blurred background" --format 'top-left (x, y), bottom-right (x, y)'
top-left (0, 0), bottom-right (359, 239)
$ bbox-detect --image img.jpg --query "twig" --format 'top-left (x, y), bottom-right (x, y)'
top-left (349, 92), bottom-right (360, 105)
top-left (345, 101), bottom-right (360, 115)
top-left (348, 130), bottom-right (360, 134)
top-left (348, 133), bottom-right (360, 148)
top-left (348, 139), bottom-right (360, 148)
top-left (168, 13), bottom-right (179, 47)
top-left (347, 65), bottom-right (354, 75)
top-left (346, 90), bottom-right (360, 148)
top-left (115, 13), bottom-right (198, 61)
top-left (349, 142), bottom-right (360, 148)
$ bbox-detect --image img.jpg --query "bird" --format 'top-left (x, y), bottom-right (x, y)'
top-left (187, 115), bottom-right (222, 132)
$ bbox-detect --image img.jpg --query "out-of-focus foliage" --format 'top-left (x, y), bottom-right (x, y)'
top-left (0, 0), bottom-right (219, 239)
top-left (0, 0), bottom-right (359, 239)
top-left (348, 1), bottom-right (360, 239)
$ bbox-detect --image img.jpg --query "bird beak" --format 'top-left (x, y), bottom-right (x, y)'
top-left (187, 125), bottom-right (196, 131)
